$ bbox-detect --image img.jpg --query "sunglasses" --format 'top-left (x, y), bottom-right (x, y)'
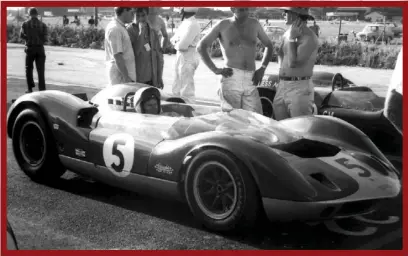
top-left (136, 13), bottom-right (146, 17)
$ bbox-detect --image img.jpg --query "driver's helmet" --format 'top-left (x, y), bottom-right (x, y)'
top-left (133, 86), bottom-right (161, 114)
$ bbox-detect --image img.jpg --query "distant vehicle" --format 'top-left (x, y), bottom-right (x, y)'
top-left (330, 19), bottom-right (348, 24)
top-left (264, 26), bottom-right (286, 40)
top-left (377, 22), bottom-right (403, 37)
top-left (356, 24), bottom-right (394, 43)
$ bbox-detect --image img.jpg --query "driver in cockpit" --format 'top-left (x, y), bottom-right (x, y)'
top-left (133, 86), bottom-right (181, 117)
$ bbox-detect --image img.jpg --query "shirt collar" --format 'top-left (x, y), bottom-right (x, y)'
top-left (115, 17), bottom-right (126, 28)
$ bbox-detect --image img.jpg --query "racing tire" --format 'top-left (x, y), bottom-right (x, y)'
top-left (258, 88), bottom-right (276, 119)
top-left (12, 108), bottom-right (66, 182)
top-left (184, 149), bottom-right (261, 232)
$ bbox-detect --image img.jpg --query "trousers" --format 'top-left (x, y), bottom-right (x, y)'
top-left (218, 67), bottom-right (262, 114)
top-left (272, 79), bottom-right (315, 121)
top-left (25, 46), bottom-right (46, 91)
top-left (172, 48), bottom-right (200, 98)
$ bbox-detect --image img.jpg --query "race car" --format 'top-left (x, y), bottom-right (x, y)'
top-left (7, 86), bottom-right (401, 232)
top-left (256, 72), bottom-right (402, 170)
top-left (88, 70), bottom-right (401, 169)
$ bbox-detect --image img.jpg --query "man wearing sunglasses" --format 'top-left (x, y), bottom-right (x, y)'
top-left (272, 7), bottom-right (319, 120)
top-left (127, 7), bottom-right (163, 88)
top-left (104, 7), bottom-right (136, 85)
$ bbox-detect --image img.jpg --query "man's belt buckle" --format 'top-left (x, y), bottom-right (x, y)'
top-left (280, 76), bottom-right (310, 81)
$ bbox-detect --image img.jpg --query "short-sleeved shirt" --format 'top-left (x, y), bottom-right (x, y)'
top-left (20, 17), bottom-right (48, 46)
top-left (104, 18), bottom-right (136, 82)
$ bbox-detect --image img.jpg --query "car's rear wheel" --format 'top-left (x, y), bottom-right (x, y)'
top-left (184, 150), bottom-right (261, 232)
top-left (12, 108), bottom-right (66, 182)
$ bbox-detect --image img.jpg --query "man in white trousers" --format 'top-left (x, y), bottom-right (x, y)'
top-left (171, 7), bottom-right (201, 98)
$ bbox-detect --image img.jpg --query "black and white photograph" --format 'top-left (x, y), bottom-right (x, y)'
top-left (5, 5), bottom-right (403, 250)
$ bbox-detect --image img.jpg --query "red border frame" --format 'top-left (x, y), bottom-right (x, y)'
top-left (1, 0), bottom-right (406, 255)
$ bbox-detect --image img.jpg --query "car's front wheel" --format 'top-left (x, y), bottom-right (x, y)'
top-left (12, 108), bottom-right (66, 182)
top-left (184, 149), bottom-right (261, 232)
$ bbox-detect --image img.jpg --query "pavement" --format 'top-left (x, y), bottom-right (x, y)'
top-left (6, 43), bottom-right (394, 98)
top-left (5, 43), bottom-right (402, 250)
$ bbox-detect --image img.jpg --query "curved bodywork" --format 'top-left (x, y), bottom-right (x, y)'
top-left (7, 89), bottom-right (401, 223)
top-left (87, 71), bottom-right (401, 166)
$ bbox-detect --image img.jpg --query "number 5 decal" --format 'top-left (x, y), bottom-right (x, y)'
top-left (103, 133), bottom-right (135, 177)
top-left (335, 158), bottom-right (371, 178)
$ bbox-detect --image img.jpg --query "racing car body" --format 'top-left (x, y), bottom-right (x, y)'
top-left (7, 88), bottom-right (401, 232)
top-left (88, 72), bottom-right (402, 169)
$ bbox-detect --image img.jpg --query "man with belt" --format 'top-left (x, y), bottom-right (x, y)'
top-left (20, 7), bottom-right (48, 93)
top-left (197, 7), bottom-right (273, 114)
top-left (170, 7), bottom-right (201, 98)
top-left (272, 7), bottom-right (319, 120)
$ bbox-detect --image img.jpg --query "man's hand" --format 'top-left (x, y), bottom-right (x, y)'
top-left (252, 67), bottom-right (266, 86)
top-left (289, 19), bottom-right (305, 40)
top-left (214, 67), bottom-right (233, 78)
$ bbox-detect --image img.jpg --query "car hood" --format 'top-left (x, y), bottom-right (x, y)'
top-left (165, 109), bottom-right (301, 145)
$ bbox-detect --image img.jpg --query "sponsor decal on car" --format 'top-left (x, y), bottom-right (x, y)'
top-left (75, 148), bottom-right (86, 158)
top-left (154, 163), bottom-right (174, 175)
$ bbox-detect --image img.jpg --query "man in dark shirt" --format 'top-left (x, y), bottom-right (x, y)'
top-left (88, 16), bottom-right (95, 26)
top-left (63, 15), bottom-right (69, 26)
top-left (20, 7), bottom-right (48, 93)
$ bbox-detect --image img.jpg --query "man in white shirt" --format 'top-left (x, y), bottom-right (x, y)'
top-left (170, 7), bottom-right (201, 98)
top-left (384, 47), bottom-right (402, 135)
top-left (104, 7), bottom-right (136, 85)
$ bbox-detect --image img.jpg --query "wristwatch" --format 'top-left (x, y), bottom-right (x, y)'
top-left (261, 64), bottom-right (267, 69)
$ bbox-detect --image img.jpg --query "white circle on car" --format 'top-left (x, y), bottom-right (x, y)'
top-left (103, 133), bottom-right (135, 177)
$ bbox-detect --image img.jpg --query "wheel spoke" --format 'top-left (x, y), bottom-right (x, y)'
top-left (203, 178), bottom-right (216, 186)
top-left (211, 195), bottom-right (220, 208)
top-left (221, 195), bottom-right (230, 212)
top-left (202, 186), bottom-right (216, 196)
top-left (224, 181), bottom-right (234, 189)
top-left (224, 192), bottom-right (234, 202)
